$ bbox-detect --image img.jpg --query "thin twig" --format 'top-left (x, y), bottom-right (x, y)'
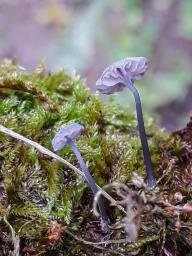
top-left (0, 124), bottom-right (126, 214)
top-left (66, 229), bottom-right (131, 245)
top-left (156, 201), bottom-right (192, 213)
top-left (65, 228), bottom-right (159, 254)
top-left (64, 229), bottom-right (125, 256)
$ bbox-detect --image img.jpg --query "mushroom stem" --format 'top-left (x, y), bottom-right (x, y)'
top-left (66, 137), bottom-right (109, 231)
top-left (124, 78), bottom-right (155, 187)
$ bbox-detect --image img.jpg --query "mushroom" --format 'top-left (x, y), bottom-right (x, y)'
top-left (52, 122), bottom-right (109, 231)
top-left (96, 57), bottom-right (155, 187)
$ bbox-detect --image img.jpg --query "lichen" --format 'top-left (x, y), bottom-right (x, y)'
top-left (0, 59), bottom-right (191, 255)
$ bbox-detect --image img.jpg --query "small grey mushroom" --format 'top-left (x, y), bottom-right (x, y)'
top-left (96, 57), bottom-right (155, 188)
top-left (96, 57), bottom-right (148, 95)
top-left (52, 123), bottom-right (84, 151)
top-left (52, 122), bottom-right (109, 231)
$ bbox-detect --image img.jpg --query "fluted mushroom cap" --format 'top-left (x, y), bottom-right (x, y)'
top-left (52, 123), bottom-right (84, 151)
top-left (96, 57), bottom-right (148, 95)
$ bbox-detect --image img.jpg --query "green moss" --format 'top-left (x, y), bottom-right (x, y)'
top-left (0, 59), bottom-right (190, 255)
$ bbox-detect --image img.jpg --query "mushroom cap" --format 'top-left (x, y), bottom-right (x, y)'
top-left (96, 57), bottom-right (148, 95)
top-left (52, 123), bottom-right (84, 151)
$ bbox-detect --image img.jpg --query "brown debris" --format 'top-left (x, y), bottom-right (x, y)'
top-left (48, 221), bottom-right (63, 242)
top-left (174, 114), bottom-right (192, 143)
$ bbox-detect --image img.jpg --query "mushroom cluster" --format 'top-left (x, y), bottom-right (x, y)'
top-left (52, 57), bottom-right (155, 232)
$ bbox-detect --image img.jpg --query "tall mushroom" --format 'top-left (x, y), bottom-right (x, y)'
top-left (51, 123), bottom-right (109, 231)
top-left (96, 57), bottom-right (155, 187)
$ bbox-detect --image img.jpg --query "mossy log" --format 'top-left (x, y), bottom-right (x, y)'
top-left (0, 59), bottom-right (191, 255)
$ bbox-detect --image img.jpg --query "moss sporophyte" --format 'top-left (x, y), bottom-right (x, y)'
top-left (52, 123), bottom-right (109, 231)
top-left (96, 57), bottom-right (156, 187)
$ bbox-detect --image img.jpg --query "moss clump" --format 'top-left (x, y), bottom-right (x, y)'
top-left (0, 59), bottom-right (191, 255)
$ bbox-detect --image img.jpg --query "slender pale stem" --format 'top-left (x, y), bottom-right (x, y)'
top-left (67, 137), bottom-right (109, 231)
top-left (123, 78), bottom-right (155, 187)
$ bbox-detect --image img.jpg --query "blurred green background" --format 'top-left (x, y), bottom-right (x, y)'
top-left (0, 0), bottom-right (192, 130)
